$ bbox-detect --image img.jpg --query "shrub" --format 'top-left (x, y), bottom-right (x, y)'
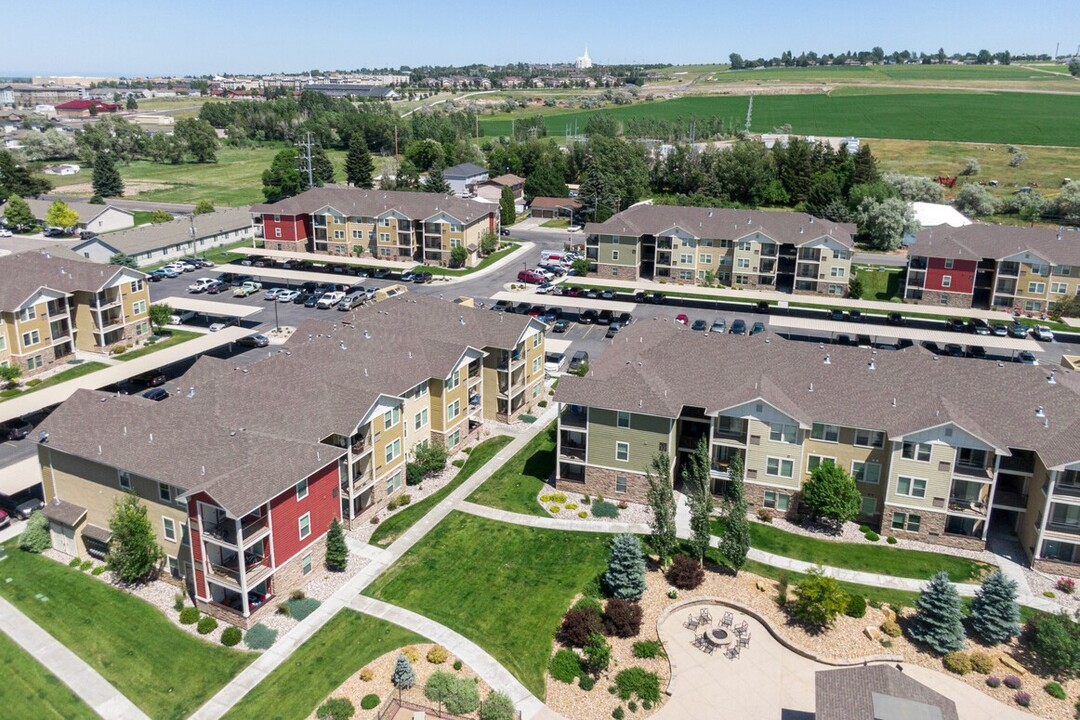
top-left (565, 503), bottom-right (578, 510)
top-left (452, 459), bottom-right (465, 468)
top-left (538, 400), bottom-right (548, 408)
top-left (276, 602), bottom-right (291, 616)
top-left (291, 589), bottom-right (306, 600)
top-left (986, 675), bottom-right (1002, 688)
top-left (1056, 577), bottom-right (1076, 594)
top-left (68, 557), bottom-right (81, 567)
top-left (864, 531), bottom-right (880, 542)
top-left (668, 589), bottom-right (677, 599)
top-left (549, 506), bottom-right (560, 513)
top-left (427, 645), bottom-right (449, 664)
top-left (360, 694), bottom-right (380, 710)
top-left (561, 607), bottom-right (604, 647)
top-left (757, 508), bottom-right (772, 522)
top-left (943, 652), bottom-right (971, 675)
top-left (287, 597), bottom-right (321, 621)
top-left (174, 592), bottom-right (185, 611)
top-left (628, 701), bottom-right (638, 713)
top-left (1004, 675), bottom-right (1022, 689)
top-left (603, 598), bottom-right (644, 638)
top-left (858, 525), bottom-right (870, 533)
top-left (579, 674), bottom-right (595, 691)
top-left (632, 640), bottom-right (663, 659)
top-left (579, 511), bottom-right (588, 518)
top-left (613, 707), bottom-right (625, 720)
top-left (792, 568), bottom-right (849, 627)
top-left (1045, 591), bottom-right (1056, 598)
top-left (573, 596), bottom-right (604, 614)
top-left (359, 667), bottom-right (374, 681)
top-left (886, 536), bottom-right (897, 544)
top-left (1029, 611), bottom-right (1080, 678)
top-left (317, 697), bottom-right (356, 720)
top-left (549, 648), bottom-right (585, 683)
top-left (582, 495), bottom-right (591, 505)
top-left (244, 623), bottom-right (278, 650)
top-left (406, 462), bottom-right (425, 487)
top-left (221, 627), bottom-right (242, 646)
top-left (550, 492), bottom-right (567, 503)
top-left (777, 572), bottom-right (790, 607)
top-left (179, 607), bottom-right (200, 625)
top-left (80, 560), bottom-right (93, 571)
top-left (970, 652), bottom-right (994, 674)
top-left (845, 593), bottom-right (867, 619)
top-left (91, 566), bottom-right (106, 576)
top-left (584, 632), bottom-right (612, 674)
top-left (452, 658), bottom-right (463, 671)
top-left (1045, 681), bottom-right (1067, 700)
top-left (403, 646), bottom-right (420, 663)
top-left (592, 501), bottom-right (619, 518)
top-left (596, 495), bottom-right (605, 503)
top-left (480, 691), bottom-right (516, 720)
top-left (881, 620), bottom-right (902, 637)
top-left (614, 667), bottom-right (661, 704)
top-left (1014, 691), bottom-right (1031, 707)
top-left (424, 670), bottom-right (480, 715)
top-left (617, 500), bottom-right (628, 509)
top-left (666, 555), bottom-right (704, 590)
top-left (197, 616), bottom-right (218, 635)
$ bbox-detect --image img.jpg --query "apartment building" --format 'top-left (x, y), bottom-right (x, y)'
top-left (0, 252), bottom-right (151, 377)
top-left (35, 296), bottom-right (546, 625)
top-left (905, 224), bottom-right (1080, 312)
top-left (251, 187), bottom-right (498, 268)
top-left (554, 319), bottom-right (1080, 575)
top-left (584, 205), bottom-right (855, 296)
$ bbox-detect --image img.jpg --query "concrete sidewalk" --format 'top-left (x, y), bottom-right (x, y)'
top-left (459, 501), bottom-right (650, 535)
top-left (0, 596), bottom-right (149, 720)
top-left (437, 241), bottom-right (534, 286)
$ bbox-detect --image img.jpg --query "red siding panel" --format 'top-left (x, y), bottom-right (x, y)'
top-left (268, 460), bottom-right (341, 564)
top-left (925, 257), bottom-right (977, 294)
top-left (261, 213), bottom-right (309, 243)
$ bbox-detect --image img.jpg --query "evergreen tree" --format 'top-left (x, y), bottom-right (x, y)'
top-left (91, 153), bottom-right (124, 198)
top-left (523, 162), bottom-right (569, 202)
top-left (421, 169), bottom-right (451, 194)
top-left (3, 194), bottom-right (35, 229)
top-left (107, 493), bottom-right (165, 584)
top-left (602, 534), bottom-right (647, 601)
top-left (310, 145), bottom-right (335, 186)
top-left (108, 252), bottom-right (138, 269)
top-left (126, 95), bottom-right (138, 111)
top-left (0, 149), bottom-right (52, 198)
top-left (970, 571), bottom-right (1020, 645)
top-left (395, 159), bottom-right (421, 190)
top-left (345, 134), bottom-right (375, 188)
top-left (852, 143), bottom-right (879, 185)
top-left (715, 454), bottom-right (750, 572)
top-left (683, 438), bottom-right (714, 564)
top-left (262, 148), bottom-right (304, 202)
top-left (645, 453), bottom-right (677, 566)
top-left (325, 518), bottom-right (348, 571)
top-left (391, 654), bottom-right (416, 699)
top-left (499, 184), bottom-right (516, 225)
top-left (908, 571), bottom-right (967, 654)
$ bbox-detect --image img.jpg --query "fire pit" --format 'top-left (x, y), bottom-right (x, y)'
top-left (706, 628), bottom-right (731, 647)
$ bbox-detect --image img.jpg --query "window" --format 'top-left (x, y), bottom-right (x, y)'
top-left (414, 409), bottom-right (428, 430)
top-left (1028, 281), bottom-right (1046, 294)
top-left (763, 491), bottom-right (789, 511)
top-left (274, 228), bottom-right (282, 238)
top-left (447, 399), bottom-right (460, 421)
top-left (302, 553), bottom-right (313, 575)
top-left (957, 447), bottom-right (986, 468)
top-left (615, 441), bottom-right (629, 462)
top-left (807, 455), bottom-right (832, 473)
top-left (736, 258), bottom-right (750, 269)
top-left (381, 218), bottom-right (391, 227)
top-left (352, 229), bottom-right (363, 240)
top-left (532, 357), bottom-right (542, 374)
top-left (158, 483), bottom-right (171, 502)
top-left (854, 429), bottom-right (884, 448)
top-left (379, 232), bottom-right (391, 243)
top-left (830, 266), bottom-right (845, 278)
top-left (768, 423), bottom-right (797, 444)
top-left (611, 250), bottom-right (620, 261)
top-left (333, 230), bottom-right (345, 240)
top-left (118, 471), bottom-right (132, 490)
top-left (941, 275), bottom-right (952, 288)
top-left (532, 331), bottom-right (542, 348)
top-left (416, 380), bottom-right (429, 397)
top-left (680, 253), bottom-right (694, 265)
top-left (828, 284), bottom-right (845, 296)
top-left (296, 477), bottom-right (309, 500)
top-left (132, 300), bottom-right (147, 315)
top-left (162, 517), bottom-right (176, 543)
top-left (892, 512), bottom-right (921, 532)
top-left (896, 476), bottom-right (927, 498)
top-left (386, 470), bottom-right (402, 495)
top-left (385, 438), bottom-right (401, 464)
top-left (859, 496), bottom-right (877, 517)
top-left (168, 556), bottom-right (181, 578)
top-left (448, 429), bottom-right (461, 447)
top-left (129, 279), bottom-right (144, 293)
top-left (943, 258), bottom-right (954, 269)
top-left (810, 423), bottom-right (839, 442)
top-left (1051, 282), bottom-right (1069, 294)
top-left (18, 306), bottom-right (36, 322)
top-left (766, 457), bottom-right (794, 478)
top-left (851, 460), bottom-right (881, 485)
top-left (617, 411), bottom-right (631, 429)
top-left (1051, 503), bottom-right (1080, 528)
top-left (0, 336), bottom-right (5, 351)
top-left (1059, 265), bottom-right (1072, 277)
top-left (22, 330), bottom-right (40, 347)
top-left (699, 254), bottom-right (712, 264)
top-left (615, 476), bottom-right (627, 494)
top-left (298, 513), bottom-right (311, 539)
top-left (938, 294), bottom-right (949, 304)
top-left (383, 406), bottom-right (400, 429)
top-left (446, 369), bottom-right (460, 390)
top-left (901, 442), bottom-right (932, 462)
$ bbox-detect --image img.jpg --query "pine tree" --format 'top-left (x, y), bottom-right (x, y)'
top-left (645, 453), bottom-right (677, 567)
top-left (91, 153), bottom-right (124, 198)
top-left (715, 454), bottom-right (750, 572)
top-left (391, 653), bottom-right (416, 698)
top-left (107, 493), bottom-right (164, 584)
top-left (602, 534), bottom-right (647, 601)
top-left (345, 134), bottom-right (375, 188)
top-left (421, 169), bottom-right (451, 194)
top-left (683, 438), bottom-right (714, 564)
top-left (499, 184), bottom-right (516, 225)
top-left (325, 518), bottom-right (348, 571)
top-left (852, 143), bottom-right (879, 185)
top-left (970, 571), bottom-right (1020, 645)
top-left (908, 571), bottom-right (967, 654)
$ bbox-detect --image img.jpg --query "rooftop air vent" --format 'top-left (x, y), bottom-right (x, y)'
top-left (1036, 406), bottom-right (1046, 418)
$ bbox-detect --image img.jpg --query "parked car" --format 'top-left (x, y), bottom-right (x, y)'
top-left (829, 309), bottom-right (844, 322)
top-left (691, 319), bottom-right (708, 332)
top-left (263, 287), bottom-right (284, 301)
top-left (1, 418), bottom-right (33, 441)
top-left (600, 290), bottom-right (616, 300)
top-left (205, 281), bottom-right (225, 294)
top-left (1033, 325), bottom-right (1055, 342)
top-left (569, 350), bottom-right (589, 372)
top-left (237, 334), bottom-right (269, 348)
top-left (544, 352), bottom-right (567, 374)
top-left (492, 300), bottom-right (512, 313)
top-left (539, 307), bottom-right (562, 324)
top-left (131, 369), bottom-right (166, 387)
top-left (579, 309), bottom-right (598, 324)
top-left (597, 309), bottom-right (614, 326)
top-left (991, 323), bottom-right (1008, 337)
top-left (847, 310), bottom-right (862, 322)
top-left (413, 271), bottom-right (432, 284)
top-left (966, 346), bottom-right (987, 359)
top-left (517, 270), bottom-right (546, 284)
top-left (536, 283), bottom-right (554, 295)
top-left (232, 281), bottom-right (262, 297)
top-left (967, 318), bottom-right (991, 335)
top-left (750, 321), bottom-right (766, 336)
top-left (730, 319), bottom-right (747, 335)
top-left (209, 317), bottom-right (239, 331)
top-left (0, 491), bottom-right (43, 520)
top-left (946, 318), bottom-right (966, 332)
top-left (169, 310), bottom-right (196, 325)
top-left (0, 508), bottom-right (9, 529)
top-left (158, 267), bottom-right (179, 279)
top-left (646, 293), bottom-right (665, 304)
top-left (317, 291), bottom-right (345, 309)
top-left (921, 340), bottom-right (942, 354)
top-left (616, 312), bottom-right (633, 326)
top-left (527, 305), bottom-right (545, 317)
top-left (887, 312), bottom-right (905, 326)
top-left (710, 319), bottom-right (726, 334)
top-left (513, 302), bottom-right (532, 315)
top-left (400, 272), bottom-right (416, 282)
top-left (338, 293), bottom-right (364, 311)
top-left (500, 227), bottom-right (511, 236)
top-left (675, 314), bottom-right (689, 326)
top-left (1007, 322), bottom-right (1028, 339)
top-left (0, 228), bottom-right (12, 238)
top-left (304, 293), bottom-right (323, 308)
top-left (605, 323), bottom-right (622, 338)
top-left (943, 343), bottom-right (965, 357)
top-left (142, 388), bottom-right (169, 401)
top-left (756, 301), bottom-right (771, 314)
top-left (1016, 351), bottom-right (1039, 366)
top-left (148, 270), bottom-right (167, 282)
top-left (552, 319), bottom-right (571, 333)
top-left (277, 290), bottom-right (301, 303)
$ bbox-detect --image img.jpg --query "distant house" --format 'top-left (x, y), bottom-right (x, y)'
top-left (528, 196), bottom-right (581, 220)
top-left (475, 173), bottom-right (526, 206)
top-left (443, 163), bottom-right (489, 196)
top-left (54, 99), bottom-right (121, 118)
top-left (903, 202), bottom-right (972, 245)
top-left (42, 163), bottom-right (81, 176)
top-left (24, 198), bottom-right (133, 234)
top-left (303, 83), bottom-right (399, 100)
top-left (72, 208), bottom-right (254, 266)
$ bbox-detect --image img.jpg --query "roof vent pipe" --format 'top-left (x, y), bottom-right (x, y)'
top-left (891, 398), bottom-right (897, 407)
top-left (808, 383), bottom-right (813, 392)
top-left (1036, 406), bottom-right (1045, 418)
top-left (639, 400), bottom-right (643, 408)
top-left (823, 354), bottom-right (831, 365)
top-left (868, 361), bottom-right (875, 371)
top-left (1048, 370), bottom-right (1057, 385)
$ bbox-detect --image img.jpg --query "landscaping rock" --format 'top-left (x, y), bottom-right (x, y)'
top-left (881, 606), bottom-right (897, 624)
top-left (755, 579), bottom-right (768, 592)
top-left (999, 654), bottom-right (1026, 675)
top-left (863, 626), bottom-right (882, 642)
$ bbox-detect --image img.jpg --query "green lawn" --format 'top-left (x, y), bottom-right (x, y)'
top-left (116, 329), bottom-right (200, 361)
top-left (853, 265), bottom-right (904, 301)
top-left (714, 520), bottom-right (994, 582)
top-left (540, 218), bottom-right (570, 228)
top-left (414, 242), bottom-right (521, 277)
top-left (364, 512), bottom-right (610, 699)
top-left (466, 422), bottom-right (555, 516)
top-left (130, 210), bottom-right (156, 226)
top-left (0, 631), bottom-right (97, 720)
top-left (370, 435), bottom-right (513, 547)
top-left (0, 545), bottom-right (253, 719)
top-left (223, 611), bottom-right (424, 720)
top-left (0, 362), bottom-right (109, 402)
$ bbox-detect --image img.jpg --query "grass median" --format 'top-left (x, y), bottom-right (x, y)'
top-left (116, 329), bottom-right (200, 361)
top-left (466, 422), bottom-right (555, 516)
top-left (0, 362), bottom-right (109, 402)
top-left (369, 435), bottom-right (513, 547)
top-left (0, 632), bottom-right (97, 720)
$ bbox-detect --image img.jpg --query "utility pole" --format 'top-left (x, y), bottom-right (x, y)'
top-left (296, 132), bottom-right (315, 190)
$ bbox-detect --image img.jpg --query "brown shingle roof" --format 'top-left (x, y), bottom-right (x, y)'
top-left (584, 204), bottom-right (855, 248)
top-left (554, 318), bottom-right (1080, 467)
top-left (815, 665), bottom-right (959, 720)
top-left (530, 197), bottom-right (582, 210)
top-left (41, 498), bottom-right (86, 527)
top-left (909, 224), bottom-right (1080, 265)
top-left (251, 187), bottom-right (494, 225)
top-left (486, 174), bottom-right (525, 186)
top-left (82, 524), bottom-right (112, 544)
top-left (0, 251), bottom-right (142, 311)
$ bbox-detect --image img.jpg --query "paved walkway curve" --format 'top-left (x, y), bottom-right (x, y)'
top-left (191, 406), bottom-right (560, 720)
top-left (349, 596), bottom-right (562, 720)
top-left (0, 596), bottom-right (150, 720)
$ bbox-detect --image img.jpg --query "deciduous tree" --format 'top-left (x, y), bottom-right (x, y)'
top-left (450, 245), bottom-right (468, 267)
top-left (683, 438), bottom-right (714, 564)
top-left (953, 183), bottom-right (997, 217)
top-left (715, 454), bottom-right (750, 572)
top-left (107, 493), bottom-right (165, 584)
top-left (645, 453), bottom-right (677, 566)
top-left (499, 184), bottom-right (516, 225)
top-left (3, 194), bottom-right (35, 229)
top-left (854, 196), bottom-right (917, 251)
top-left (174, 118), bottom-right (219, 163)
top-left (791, 567), bottom-right (848, 627)
top-left (800, 461), bottom-right (861, 528)
top-left (193, 199), bottom-right (215, 215)
top-left (148, 303), bottom-right (172, 332)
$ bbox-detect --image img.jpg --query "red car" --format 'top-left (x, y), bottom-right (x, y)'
top-left (517, 270), bottom-right (545, 284)
top-left (675, 314), bottom-right (689, 326)
top-left (0, 508), bottom-right (9, 529)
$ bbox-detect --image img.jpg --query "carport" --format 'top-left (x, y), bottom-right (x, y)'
top-left (234, 246), bottom-right (415, 270)
top-left (219, 263), bottom-right (368, 286)
top-left (157, 296), bottom-right (264, 323)
top-left (0, 457), bottom-right (40, 497)
top-left (492, 290), bottom-right (633, 313)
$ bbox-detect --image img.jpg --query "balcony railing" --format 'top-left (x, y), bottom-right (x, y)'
top-left (710, 461), bottom-right (732, 479)
top-left (948, 498), bottom-right (988, 516)
top-left (93, 295), bottom-right (122, 311)
top-left (953, 463), bottom-right (993, 481)
top-left (561, 410), bottom-right (587, 428)
top-left (1046, 522), bottom-right (1080, 537)
top-left (999, 455), bottom-right (1035, 474)
top-left (560, 444), bottom-right (586, 461)
top-left (1054, 484), bottom-right (1080, 499)
top-left (991, 489), bottom-right (1029, 509)
top-left (351, 436), bottom-right (369, 455)
top-left (998, 263), bottom-right (1020, 277)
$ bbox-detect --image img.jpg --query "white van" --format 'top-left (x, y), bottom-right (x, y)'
top-left (540, 250), bottom-right (568, 264)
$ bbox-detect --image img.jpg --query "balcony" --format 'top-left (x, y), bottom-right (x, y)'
top-left (207, 557), bottom-right (273, 590)
top-left (998, 262), bottom-right (1020, 277)
top-left (995, 280), bottom-right (1018, 295)
top-left (1046, 522), bottom-right (1080, 537)
top-left (47, 300), bottom-right (69, 318)
top-left (797, 249), bottom-right (821, 262)
top-left (1054, 483), bottom-right (1080, 499)
top-left (351, 435), bottom-right (370, 455)
top-left (999, 454), bottom-right (1034, 474)
top-left (98, 313), bottom-right (125, 331)
top-left (92, 293), bottom-right (122, 311)
top-left (561, 408), bottom-right (587, 429)
top-left (948, 498), bottom-right (988, 517)
top-left (796, 268), bottom-right (819, 279)
top-left (710, 447), bottom-right (744, 479)
top-left (657, 238), bottom-right (673, 250)
top-left (713, 419), bottom-right (746, 442)
top-left (991, 489), bottom-right (1029, 509)
top-left (953, 462), bottom-right (993, 481)
top-left (560, 444), bottom-right (586, 461)
top-left (908, 257), bottom-right (928, 270)
top-left (907, 272), bottom-right (926, 288)
top-left (202, 512), bottom-right (269, 548)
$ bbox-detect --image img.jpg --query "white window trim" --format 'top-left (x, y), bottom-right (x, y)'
top-left (296, 477), bottom-right (309, 500)
top-left (298, 512), bottom-right (311, 539)
top-left (810, 423), bottom-right (839, 443)
top-left (616, 411), bottom-right (631, 429)
top-left (851, 459), bottom-right (881, 485)
top-left (806, 455), bottom-right (835, 473)
top-left (301, 552), bottom-right (313, 575)
top-left (854, 429), bottom-right (884, 448)
top-left (766, 456), bottom-right (795, 479)
top-left (615, 475), bottom-right (627, 494)
top-left (896, 476), bottom-right (928, 499)
top-left (162, 516), bottom-right (176, 543)
top-left (615, 441), bottom-right (629, 462)
top-left (902, 442), bottom-right (932, 463)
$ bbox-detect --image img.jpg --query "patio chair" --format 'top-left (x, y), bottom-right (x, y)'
top-left (699, 608), bottom-right (712, 624)
top-left (685, 614), bottom-right (700, 631)
top-left (738, 632), bottom-right (750, 648)
top-left (735, 621), bottom-right (748, 635)
top-left (692, 632), bottom-right (705, 649)
top-left (721, 611), bottom-right (734, 628)
top-left (702, 640), bottom-right (716, 655)
top-left (727, 645), bottom-right (740, 660)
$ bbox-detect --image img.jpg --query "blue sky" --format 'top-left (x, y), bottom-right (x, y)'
top-left (5, 0), bottom-right (1080, 77)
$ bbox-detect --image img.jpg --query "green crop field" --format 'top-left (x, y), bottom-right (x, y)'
top-left (693, 63), bottom-right (1077, 86)
top-left (479, 91), bottom-right (1080, 147)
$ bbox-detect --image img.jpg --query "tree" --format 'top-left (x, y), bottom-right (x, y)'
top-left (174, 118), bottom-right (219, 163)
top-left (1029, 611), bottom-right (1080, 679)
top-left (578, 136), bottom-right (649, 223)
top-left (855, 196), bottom-right (918, 251)
top-left (969, 571), bottom-right (1020, 644)
top-left (391, 654), bottom-right (416, 698)
top-left (193, 199), bottom-right (215, 215)
top-left (309, 145), bottom-right (335, 187)
top-left (953, 183), bottom-right (997, 217)
top-left (325, 518), bottom-right (348, 571)
top-left (523, 162), bottom-right (569, 202)
top-left (0, 364), bottom-right (22, 388)
top-left (805, 171), bottom-right (843, 218)
top-left (106, 493), bottom-right (165, 584)
top-left (1053, 180), bottom-right (1080, 225)
top-left (421, 169), bottom-right (451, 194)
top-left (405, 139), bottom-right (446, 172)
top-left (800, 461), bottom-right (860, 528)
top-left (414, 441), bottom-right (449, 475)
top-left (715, 453), bottom-right (750, 572)
top-left (3, 194), bottom-right (35, 229)
top-left (148, 303), bottom-right (173, 333)
top-left (645, 453), bottom-right (678, 567)
top-left (882, 173), bottom-right (945, 203)
top-left (425, 671), bottom-right (479, 715)
top-left (394, 159), bottom-right (421, 190)
top-left (791, 567), bottom-right (849, 627)
top-left (92, 153), bottom-right (124, 198)
top-left (479, 691), bottom-right (515, 720)
top-left (729, 53), bottom-right (745, 70)
top-left (126, 95), bottom-right (138, 111)
top-left (109, 252), bottom-right (138, 269)
top-left (262, 148), bottom-right (304, 202)
top-left (571, 257), bottom-right (591, 276)
top-left (479, 229), bottom-right (499, 255)
top-left (345, 134), bottom-right (375, 188)
top-left (146, 132), bottom-right (186, 164)
top-left (852, 144), bottom-right (879, 185)
top-left (683, 438), bottom-right (714, 564)
top-left (847, 274), bottom-right (864, 300)
top-left (0, 150), bottom-right (51, 198)
top-left (450, 245), bottom-right (468, 268)
top-left (1070, 60), bottom-right (1080, 78)
top-left (908, 571), bottom-right (967, 654)
top-left (958, 158), bottom-right (980, 177)
top-left (18, 511), bottom-right (50, 552)
top-left (602, 533), bottom-right (647, 601)
top-left (584, 113), bottom-right (619, 138)
top-left (499, 185), bottom-right (516, 225)
top-left (149, 210), bottom-right (173, 223)
top-left (583, 632), bottom-right (611, 674)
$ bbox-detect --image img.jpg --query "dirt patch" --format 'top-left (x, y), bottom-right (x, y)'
top-left (58, 181), bottom-right (176, 197)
